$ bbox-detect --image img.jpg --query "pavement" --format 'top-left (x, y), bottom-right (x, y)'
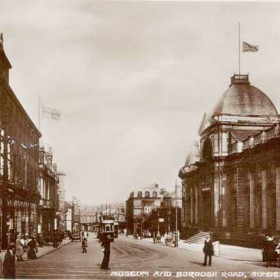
top-left (25, 237), bottom-right (73, 260)
top-left (0, 237), bottom-right (72, 278)
top-left (0, 237), bottom-right (72, 262)
top-left (126, 235), bottom-right (263, 262)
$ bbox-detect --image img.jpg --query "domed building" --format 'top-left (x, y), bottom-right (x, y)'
top-left (179, 74), bottom-right (280, 245)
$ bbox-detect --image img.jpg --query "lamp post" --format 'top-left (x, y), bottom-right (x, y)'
top-left (157, 211), bottom-right (160, 235)
top-left (175, 181), bottom-right (178, 247)
top-left (140, 206), bottom-right (143, 239)
top-left (79, 206), bottom-right (81, 231)
top-left (71, 196), bottom-right (75, 233)
top-left (168, 208), bottom-right (171, 234)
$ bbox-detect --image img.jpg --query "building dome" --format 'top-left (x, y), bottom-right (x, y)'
top-left (211, 74), bottom-right (278, 116)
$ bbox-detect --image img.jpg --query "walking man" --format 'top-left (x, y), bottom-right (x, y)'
top-left (3, 242), bottom-right (16, 279)
top-left (203, 235), bottom-right (214, 266)
top-left (100, 234), bottom-right (112, 270)
top-left (82, 237), bottom-right (88, 253)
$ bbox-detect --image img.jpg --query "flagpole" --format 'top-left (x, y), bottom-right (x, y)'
top-left (38, 94), bottom-right (41, 131)
top-left (238, 22), bottom-right (241, 75)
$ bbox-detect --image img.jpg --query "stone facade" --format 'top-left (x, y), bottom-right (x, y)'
top-left (0, 34), bottom-right (41, 248)
top-left (38, 147), bottom-right (59, 235)
top-left (126, 183), bottom-right (163, 235)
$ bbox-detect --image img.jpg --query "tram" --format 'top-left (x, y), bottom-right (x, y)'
top-left (100, 216), bottom-right (115, 241)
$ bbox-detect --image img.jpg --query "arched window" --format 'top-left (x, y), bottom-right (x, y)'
top-left (145, 191), bottom-right (150, 198)
top-left (137, 191), bottom-right (142, 198)
top-left (152, 191), bottom-right (157, 198)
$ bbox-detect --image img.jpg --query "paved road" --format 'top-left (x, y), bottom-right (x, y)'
top-left (15, 233), bottom-right (280, 279)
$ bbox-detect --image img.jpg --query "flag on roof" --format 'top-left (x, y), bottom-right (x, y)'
top-left (42, 106), bottom-right (61, 121)
top-left (242, 41), bottom-right (259, 52)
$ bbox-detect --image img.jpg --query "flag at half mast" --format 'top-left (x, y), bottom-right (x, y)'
top-left (242, 41), bottom-right (259, 52)
top-left (42, 106), bottom-right (61, 121)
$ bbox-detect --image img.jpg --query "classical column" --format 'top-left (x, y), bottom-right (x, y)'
top-left (236, 166), bottom-right (247, 233)
top-left (214, 172), bottom-right (220, 227)
top-left (276, 166), bottom-right (280, 231)
top-left (190, 188), bottom-right (193, 225)
top-left (249, 171), bottom-right (255, 229)
top-left (195, 186), bottom-right (198, 224)
top-left (262, 169), bottom-right (268, 230)
top-left (222, 173), bottom-right (228, 227)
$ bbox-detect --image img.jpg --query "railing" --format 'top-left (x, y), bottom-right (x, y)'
top-left (243, 139), bottom-right (249, 150)
top-left (254, 133), bottom-right (262, 145)
top-left (266, 127), bottom-right (276, 140)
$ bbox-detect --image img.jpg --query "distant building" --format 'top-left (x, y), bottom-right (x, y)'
top-left (126, 183), bottom-right (163, 235)
top-left (38, 147), bottom-right (59, 235)
top-left (57, 172), bottom-right (66, 231)
top-left (161, 185), bottom-right (182, 209)
top-left (79, 206), bottom-right (96, 231)
top-left (64, 201), bottom-right (73, 232)
top-left (179, 74), bottom-right (280, 244)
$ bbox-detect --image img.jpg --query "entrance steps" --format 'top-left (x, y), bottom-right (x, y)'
top-left (184, 231), bottom-right (210, 244)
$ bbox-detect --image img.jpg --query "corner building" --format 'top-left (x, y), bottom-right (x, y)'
top-left (0, 34), bottom-right (41, 248)
top-left (126, 183), bottom-right (163, 235)
top-left (179, 74), bottom-right (280, 244)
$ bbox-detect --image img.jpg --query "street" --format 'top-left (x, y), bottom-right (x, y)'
top-left (14, 233), bottom-right (280, 280)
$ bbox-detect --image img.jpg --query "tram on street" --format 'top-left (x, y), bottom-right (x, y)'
top-left (100, 216), bottom-right (115, 241)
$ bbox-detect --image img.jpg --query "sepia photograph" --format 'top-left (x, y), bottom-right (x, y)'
top-left (1, 0), bottom-right (280, 279)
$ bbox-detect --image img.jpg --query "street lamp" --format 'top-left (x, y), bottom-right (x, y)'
top-left (157, 211), bottom-right (160, 235)
top-left (175, 181), bottom-right (178, 247)
top-left (140, 206), bottom-right (143, 239)
top-left (168, 208), bottom-right (171, 234)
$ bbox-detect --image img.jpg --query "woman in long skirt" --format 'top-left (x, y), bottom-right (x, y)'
top-left (27, 237), bottom-right (38, 259)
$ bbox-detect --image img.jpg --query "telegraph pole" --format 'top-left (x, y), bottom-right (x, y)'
top-left (71, 196), bottom-right (74, 233)
top-left (175, 180), bottom-right (178, 247)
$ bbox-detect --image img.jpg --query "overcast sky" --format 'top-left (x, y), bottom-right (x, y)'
top-left (1, 1), bottom-right (280, 204)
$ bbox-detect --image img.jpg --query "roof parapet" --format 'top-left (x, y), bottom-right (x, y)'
top-left (230, 74), bottom-right (250, 86)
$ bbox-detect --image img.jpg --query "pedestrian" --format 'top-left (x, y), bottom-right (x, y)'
top-left (15, 234), bottom-right (24, 261)
top-left (27, 236), bottom-right (38, 259)
top-left (203, 235), bottom-right (214, 266)
top-left (263, 235), bottom-right (276, 267)
top-left (82, 237), bottom-right (88, 253)
top-left (153, 232), bottom-right (156, 244)
top-left (3, 242), bottom-right (16, 279)
top-left (53, 230), bottom-right (58, 248)
top-left (100, 234), bottom-right (112, 270)
top-left (36, 233), bottom-right (43, 247)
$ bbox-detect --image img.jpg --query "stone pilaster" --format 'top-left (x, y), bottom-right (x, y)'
top-left (262, 169), bottom-right (268, 230)
top-left (214, 172), bottom-right (220, 227)
top-left (195, 186), bottom-right (198, 224)
top-left (249, 171), bottom-right (255, 229)
top-left (236, 167), bottom-right (246, 233)
top-left (222, 173), bottom-right (228, 227)
top-left (190, 187), bottom-right (193, 225)
top-left (185, 187), bottom-right (190, 226)
top-left (276, 167), bottom-right (280, 231)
